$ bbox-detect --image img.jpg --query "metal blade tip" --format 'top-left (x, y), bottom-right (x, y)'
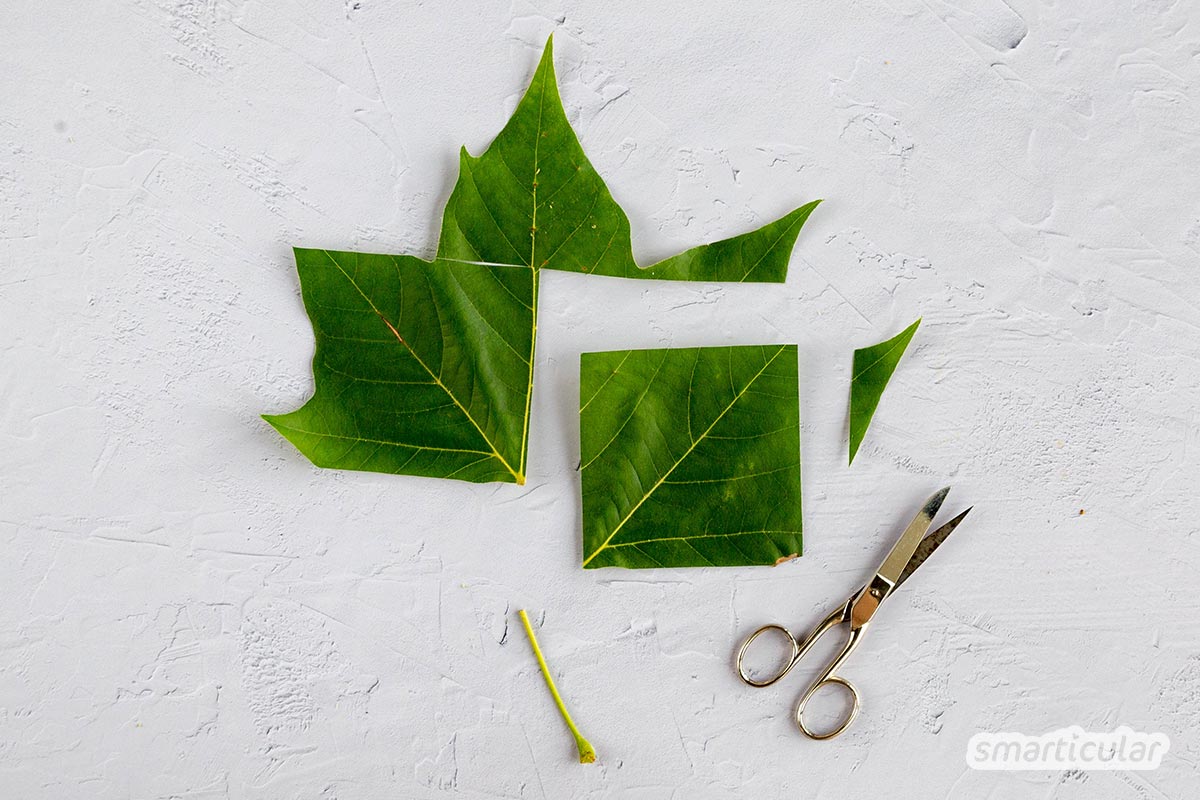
top-left (896, 504), bottom-right (973, 587)
top-left (923, 486), bottom-right (951, 517)
top-left (937, 506), bottom-right (973, 535)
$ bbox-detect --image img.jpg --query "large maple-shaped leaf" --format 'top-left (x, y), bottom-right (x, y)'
top-left (579, 345), bottom-right (803, 569)
top-left (848, 318), bottom-right (921, 464)
top-left (266, 38), bottom-right (818, 484)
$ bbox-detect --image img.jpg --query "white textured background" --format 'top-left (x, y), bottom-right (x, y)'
top-left (3, 1), bottom-right (1200, 797)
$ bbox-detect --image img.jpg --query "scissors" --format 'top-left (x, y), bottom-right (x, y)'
top-left (735, 487), bottom-right (972, 740)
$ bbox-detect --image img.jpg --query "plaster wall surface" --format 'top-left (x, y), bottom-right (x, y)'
top-left (3, 1), bottom-right (1199, 797)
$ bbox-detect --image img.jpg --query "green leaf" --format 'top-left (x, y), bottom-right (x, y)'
top-left (848, 318), bottom-right (921, 464)
top-left (438, 37), bottom-right (821, 282)
top-left (579, 345), bottom-right (803, 569)
top-left (267, 37), bottom-right (819, 484)
top-left (264, 250), bottom-right (533, 483)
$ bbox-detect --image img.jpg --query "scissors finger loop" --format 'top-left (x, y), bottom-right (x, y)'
top-left (796, 675), bottom-right (861, 740)
top-left (736, 624), bottom-right (801, 687)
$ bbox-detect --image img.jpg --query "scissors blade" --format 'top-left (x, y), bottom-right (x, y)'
top-left (896, 507), bottom-right (972, 587)
top-left (876, 487), bottom-right (950, 585)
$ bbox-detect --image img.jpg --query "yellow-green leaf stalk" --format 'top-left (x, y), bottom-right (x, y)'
top-left (517, 609), bottom-right (596, 764)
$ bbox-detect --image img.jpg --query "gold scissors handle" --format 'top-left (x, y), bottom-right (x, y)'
top-left (735, 595), bottom-right (870, 740)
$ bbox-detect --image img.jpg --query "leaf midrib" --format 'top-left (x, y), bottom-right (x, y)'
top-left (517, 54), bottom-right (549, 478)
top-left (581, 345), bottom-right (788, 566)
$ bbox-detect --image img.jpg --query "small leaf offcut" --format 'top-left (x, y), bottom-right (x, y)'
top-left (848, 318), bottom-right (921, 464)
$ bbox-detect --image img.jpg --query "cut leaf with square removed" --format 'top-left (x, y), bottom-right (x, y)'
top-left (580, 345), bottom-right (803, 569)
top-left (849, 318), bottom-right (921, 464)
top-left (266, 37), bottom-right (819, 484)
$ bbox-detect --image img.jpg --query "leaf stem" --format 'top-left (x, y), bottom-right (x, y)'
top-left (517, 609), bottom-right (596, 764)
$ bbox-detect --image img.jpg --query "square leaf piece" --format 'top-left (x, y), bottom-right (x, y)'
top-left (580, 345), bottom-right (803, 569)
